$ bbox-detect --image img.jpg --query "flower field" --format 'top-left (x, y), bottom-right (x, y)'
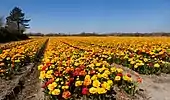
top-left (0, 38), bottom-right (47, 79)
top-left (1, 37), bottom-right (170, 100)
top-left (37, 37), bottom-right (170, 100)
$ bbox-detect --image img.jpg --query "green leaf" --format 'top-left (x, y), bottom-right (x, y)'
top-left (0, 49), bottom-right (2, 54)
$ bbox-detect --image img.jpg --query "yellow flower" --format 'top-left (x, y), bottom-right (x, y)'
top-left (48, 82), bottom-right (57, 91)
top-left (116, 68), bottom-right (123, 73)
top-left (47, 70), bottom-right (54, 74)
top-left (114, 76), bottom-right (121, 81)
top-left (123, 75), bottom-right (132, 82)
top-left (75, 81), bottom-right (83, 87)
top-left (104, 70), bottom-right (111, 75)
top-left (97, 73), bottom-right (102, 78)
top-left (93, 80), bottom-right (101, 87)
top-left (143, 58), bottom-right (148, 62)
top-left (46, 74), bottom-right (53, 78)
top-left (134, 64), bottom-right (138, 68)
top-left (101, 73), bottom-right (108, 79)
top-left (101, 82), bottom-right (111, 90)
top-left (85, 75), bottom-right (91, 80)
top-left (74, 62), bottom-right (79, 66)
top-left (98, 68), bottom-right (104, 73)
top-left (61, 82), bottom-right (64, 84)
top-left (154, 63), bottom-right (160, 68)
top-left (38, 65), bottom-right (43, 70)
top-left (130, 61), bottom-right (135, 64)
top-left (150, 52), bottom-right (155, 55)
top-left (55, 78), bottom-right (60, 82)
top-left (89, 87), bottom-right (97, 94)
top-left (107, 80), bottom-right (113, 85)
top-left (51, 59), bottom-right (55, 63)
top-left (96, 63), bottom-right (101, 67)
top-left (15, 59), bottom-right (20, 63)
top-left (52, 89), bottom-right (60, 95)
top-left (49, 91), bottom-right (52, 94)
top-left (45, 59), bottom-right (50, 63)
top-left (62, 86), bottom-right (69, 89)
top-left (91, 75), bottom-right (97, 80)
top-left (39, 71), bottom-right (46, 80)
top-left (111, 67), bottom-right (116, 72)
top-left (97, 87), bottom-right (107, 94)
top-left (159, 51), bottom-right (164, 55)
top-left (89, 63), bottom-right (95, 68)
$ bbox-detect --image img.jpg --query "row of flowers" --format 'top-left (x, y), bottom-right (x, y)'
top-left (69, 37), bottom-right (170, 75)
top-left (38, 38), bottom-right (141, 100)
top-left (0, 38), bottom-right (47, 79)
top-left (0, 39), bottom-right (36, 50)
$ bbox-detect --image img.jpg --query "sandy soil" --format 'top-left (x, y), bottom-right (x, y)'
top-left (113, 63), bottom-right (170, 100)
top-left (15, 66), bottom-right (44, 100)
top-left (139, 74), bottom-right (170, 100)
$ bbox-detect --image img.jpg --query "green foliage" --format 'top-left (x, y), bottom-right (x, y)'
top-left (0, 7), bottom-right (30, 43)
top-left (0, 16), bottom-right (4, 27)
top-left (6, 7), bottom-right (30, 33)
top-left (0, 27), bottom-right (29, 43)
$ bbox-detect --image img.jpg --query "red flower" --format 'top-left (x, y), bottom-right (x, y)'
top-left (137, 78), bottom-right (142, 83)
top-left (69, 78), bottom-right (74, 82)
top-left (127, 73), bottom-right (131, 77)
top-left (79, 70), bottom-right (87, 76)
top-left (148, 62), bottom-right (153, 67)
top-left (80, 65), bottom-right (85, 69)
top-left (42, 78), bottom-right (54, 88)
top-left (54, 71), bottom-right (61, 76)
top-left (82, 88), bottom-right (89, 95)
top-left (59, 60), bottom-right (62, 66)
top-left (41, 83), bottom-right (46, 88)
top-left (42, 66), bottom-right (48, 71)
top-left (75, 68), bottom-right (81, 71)
top-left (137, 50), bottom-right (142, 55)
top-left (90, 70), bottom-right (96, 75)
top-left (67, 57), bottom-right (71, 60)
top-left (46, 63), bottom-right (52, 66)
top-left (117, 73), bottom-right (123, 77)
top-left (65, 81), bottom-right (70, 86)
top-left (129, 54), bottom-right (134, 58)
top-left (73, 71), bottom-right (79, 76)
top-left (62, 91), bottom-right (71, 99)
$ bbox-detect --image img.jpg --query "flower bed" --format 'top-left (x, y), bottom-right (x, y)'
top-left (0, 38), bottom-right (47, 79)
top-left (38, 38), bottom-right (140, 100)
top-left (70, 37), bottom-right (170, 75)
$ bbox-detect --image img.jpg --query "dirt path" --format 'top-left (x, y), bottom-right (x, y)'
top-left (139, 74), bottom-right (170, 100)
top-left (15, 66), bottom-right (44, 100)
top-left (112, 63), bottom-right (170, 100)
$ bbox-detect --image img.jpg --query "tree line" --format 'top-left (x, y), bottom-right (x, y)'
top-left (0, 7), bottom-right (30, 43)
top-left (27, 32), bottom-right (170, 37)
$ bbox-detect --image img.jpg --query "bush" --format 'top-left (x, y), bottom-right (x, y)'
top-left (0, 27), bottom-right (29, 43)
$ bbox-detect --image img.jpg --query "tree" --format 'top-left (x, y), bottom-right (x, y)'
top-left (0, 16), bottom-right (4, 27)
top-left (6, 7), bottom-right (30, 33)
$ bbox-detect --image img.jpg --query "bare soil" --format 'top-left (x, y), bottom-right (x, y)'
top-left (139, 74), bottom-right (170, 100)
top-left (113, 63), bottom-right (170, 100)
top-left (0, 64), bottom-right (34, 100)
top-left (15, 65), bottom-right (44, 100)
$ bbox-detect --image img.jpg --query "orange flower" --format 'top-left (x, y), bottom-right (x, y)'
top-left (79, 70), bottom-right (87, 76)
top-left (0, 62), bottom-right (5, 66)
top-left (62, 91), bottom-right (71, 99)
top-left (83, 79), bottom-right (91, 86)
top-left (137, 78), bottom-right (142, 83)
top-left (83, 75), bottom-right (92, 86)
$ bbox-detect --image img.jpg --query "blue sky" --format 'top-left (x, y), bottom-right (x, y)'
top-left (0, 0), bottom-right (170, 33)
